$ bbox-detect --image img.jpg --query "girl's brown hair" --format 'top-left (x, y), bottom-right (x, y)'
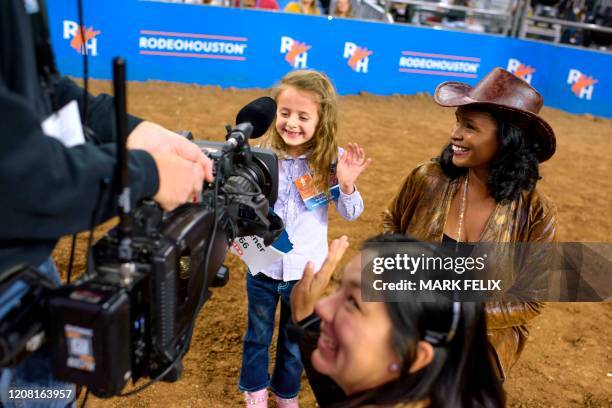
top-left (265, 70), bottom-right (339, 193)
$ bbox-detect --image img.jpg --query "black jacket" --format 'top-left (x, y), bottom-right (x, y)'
top-left (0, 0), bottom-right (159, 271)
top-left (290, 315), bottom-right (347, 407)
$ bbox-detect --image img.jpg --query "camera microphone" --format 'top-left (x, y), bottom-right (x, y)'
top-left (224, 97), bottom-right (276, 152)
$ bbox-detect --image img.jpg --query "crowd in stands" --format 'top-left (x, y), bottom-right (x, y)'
top-left (525, 0), bottom-right (611, 50)
top-left (160, 0), bottom-right (611, 50)
top-left (163, 0), bottom-right (353, 17)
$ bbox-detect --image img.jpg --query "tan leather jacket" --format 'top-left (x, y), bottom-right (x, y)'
top-left (381, 161), bottom-right (558, 379)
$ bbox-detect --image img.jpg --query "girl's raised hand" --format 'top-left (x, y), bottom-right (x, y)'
top-left (336, 143), bottom-right (372, 194)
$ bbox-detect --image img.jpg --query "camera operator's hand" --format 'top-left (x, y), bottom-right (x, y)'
top-left (128, 121), bottom-right (214, 182)
top-left (290, 236), bottom-right (349, 323)
top-left (150, 152), bottom-right (204, 211)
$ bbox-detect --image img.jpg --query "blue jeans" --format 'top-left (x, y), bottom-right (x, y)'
top-left (239, 273), bottom-right (303, 399)
top-left (0, 259), bottom-right (76, 408)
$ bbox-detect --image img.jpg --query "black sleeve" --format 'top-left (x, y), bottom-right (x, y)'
top-left (290, 315), bottom-right (347, 407)
top-left (52, 76), bottom-right (143, 144)
top-left (0, 77), bottom-right (159, 240)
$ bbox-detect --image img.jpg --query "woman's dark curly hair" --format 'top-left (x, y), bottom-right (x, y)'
top-left (438, 106), bottom-right (541, 203)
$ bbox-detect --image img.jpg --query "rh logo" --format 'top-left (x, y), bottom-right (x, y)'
top-left (280, 36), bottom-right (310, 69)
top-left (63, 20), bottom-right (100, 56)
top-left (343, 42), bottom-right (372, 73)
top-left (567, 69), bottom-right (597, 100)
top-left (507, 58), bottom-right (535, 84)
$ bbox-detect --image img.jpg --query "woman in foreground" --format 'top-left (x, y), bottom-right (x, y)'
top-left (290, 235), bottom-right (505, 407)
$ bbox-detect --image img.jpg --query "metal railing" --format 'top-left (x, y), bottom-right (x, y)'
top-left (359, 0), bottom-right (394, 21)
top-left (520, 15), bottom-right (612, 35)
top-left (381, 0), bottom-right (516, 35)
top-left (519, 15), bottom-right (612, 50)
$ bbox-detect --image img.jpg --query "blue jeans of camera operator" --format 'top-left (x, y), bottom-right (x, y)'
top-left (0, 259), bottom-right (76, 408)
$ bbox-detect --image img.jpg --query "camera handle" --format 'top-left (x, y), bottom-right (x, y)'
top-left (223, 122), bottom-right (253, 152)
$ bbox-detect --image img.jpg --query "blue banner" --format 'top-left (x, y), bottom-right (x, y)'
top-left (47, 0), bottom-right (612, 117)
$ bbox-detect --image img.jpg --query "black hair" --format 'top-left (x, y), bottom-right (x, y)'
top-left (438, 106), bottom-right (541, 203)
top-left (335, 234), bottom-right (505, 408)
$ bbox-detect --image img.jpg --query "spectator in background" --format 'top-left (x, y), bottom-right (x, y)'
top-left (234, 0), bottom-right (280, 9)
top-left (165, 0), bottom-right (231, 6)
top-left (166, 0), bottom-right (206, 4)
top-left (203, 0), bottom-right (229, 6)
top-left (332, 0), bottom-right (353, 17)
top-left (284, 0), bottom-right (321, 14)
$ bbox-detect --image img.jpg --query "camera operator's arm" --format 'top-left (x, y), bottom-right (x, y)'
top-left (0, 83), bottom-right (203, 240)
top-left (52, 76), bottom-right (143, 143)
top-left (127, 122), bottom-right (214, 183)
top-left (52, 77), bottom-right (213, 182)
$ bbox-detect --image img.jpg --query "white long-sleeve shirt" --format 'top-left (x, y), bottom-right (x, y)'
top-left (254, 148), bottom-right (364, 281)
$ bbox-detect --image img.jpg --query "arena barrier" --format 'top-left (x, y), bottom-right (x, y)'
top-left (47, 0), bottom-right (611, 117)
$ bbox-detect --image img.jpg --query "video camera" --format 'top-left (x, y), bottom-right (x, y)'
top-left (0, 58), bottom-right (282, 397)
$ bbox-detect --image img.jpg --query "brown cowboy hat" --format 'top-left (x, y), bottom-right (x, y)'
top-left (434, 67), bottom-right (556, 162)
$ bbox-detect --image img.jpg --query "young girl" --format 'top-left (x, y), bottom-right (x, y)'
top-left (239, 70), bottom-right (371, 408)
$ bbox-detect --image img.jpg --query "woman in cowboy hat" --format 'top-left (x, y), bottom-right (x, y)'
top-left (382, 67), bottom-right (558, 380)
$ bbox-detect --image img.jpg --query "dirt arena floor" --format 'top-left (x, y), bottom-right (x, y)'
top-left (52, 79), bottom-right (612, 407)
